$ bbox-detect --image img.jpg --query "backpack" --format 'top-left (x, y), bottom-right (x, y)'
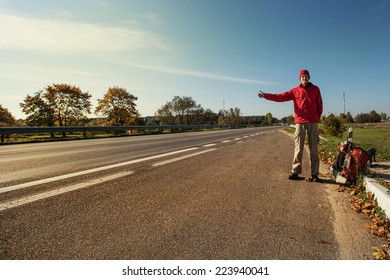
top-left (331, 128), bottom-right (369, 185)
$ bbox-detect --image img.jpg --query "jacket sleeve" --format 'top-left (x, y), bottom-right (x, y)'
top-left (316, 88), bottom-right (323, 119)
top-left (263, 90), bottom-right (295, 102)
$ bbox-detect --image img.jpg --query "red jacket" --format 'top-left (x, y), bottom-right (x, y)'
top-left (263, 82), bottom-right (323, 124)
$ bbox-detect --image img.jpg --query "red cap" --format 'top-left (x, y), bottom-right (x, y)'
top-left (299, 69), bottom-right (310, 79)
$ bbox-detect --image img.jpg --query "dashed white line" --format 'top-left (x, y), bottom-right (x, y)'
top-left (0, 171), bottom-right (134, 211)
top-left (203, 143), bottom-right (217, 147)
top-left (0, 147), bottom-right (198, 194)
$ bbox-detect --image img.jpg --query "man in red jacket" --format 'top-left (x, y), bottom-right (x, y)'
top-left (258, 69), bottom-right (323, 181)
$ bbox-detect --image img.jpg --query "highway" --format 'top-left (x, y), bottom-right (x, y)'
top-left (0, 127), bottom-right (278, 189)
top-left (0, 127), bottom-right (379, 259)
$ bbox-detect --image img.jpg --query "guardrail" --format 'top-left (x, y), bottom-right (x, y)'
top-left (0, 124), bottom-right (261, 144)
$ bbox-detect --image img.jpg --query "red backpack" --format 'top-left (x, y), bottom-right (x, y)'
top-left (332, 128), bottom-right (369, 185)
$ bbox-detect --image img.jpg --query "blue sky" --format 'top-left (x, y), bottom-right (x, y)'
top-left (1, 0), bottom-right (389, 120)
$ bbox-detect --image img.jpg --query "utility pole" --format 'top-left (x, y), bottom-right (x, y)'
top-left (343, 92), bottom-right (346, 115)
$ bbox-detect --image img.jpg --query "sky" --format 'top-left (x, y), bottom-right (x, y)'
top-left (1, 0), bottom-right (389, 120)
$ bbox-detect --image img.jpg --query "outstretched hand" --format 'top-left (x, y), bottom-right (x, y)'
top-left (258, 90), bottom-right (265, 98)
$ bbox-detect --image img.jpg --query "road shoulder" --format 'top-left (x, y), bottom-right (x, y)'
top-left (320, 163), bottom-right (383, 259)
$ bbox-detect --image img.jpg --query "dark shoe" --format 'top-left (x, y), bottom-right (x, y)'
top-left (288, 173), bottom-right (299, 180)
top-left (311, 175), bottom-right (319, 182)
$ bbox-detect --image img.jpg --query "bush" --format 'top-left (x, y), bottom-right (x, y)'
top-left (322, 115), bottom-right (346, 137)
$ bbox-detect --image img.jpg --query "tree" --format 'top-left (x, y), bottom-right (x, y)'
top-left (95, 87), bottom-right (139, 125)
top-left (355, 113), bottom-right (370, 124)
top-left (20, 84), bottom-right (92, 127)
top-left (380, 112), bottom-right (387, 122)
top-left (0, 104), bottom-right (16, 126)
top-left (170, 96), bottom-right (202, 125)
top-left (20, 90), bottom-right (55, 126)
top-left (218, 107), bottom-right (242, 125)
top-left (265, 112), bottom-right (273, 125)
top-left (338, 113), bottom-right (347, 123)
top-left (155, 96), bottom-right (202, 125)
top-left (200, 109), bottom-right (218, 125)
top-left (281, 115), bottom-right (294, 124)
top-left (354, 111), bottom-right (381, 123)
top-left (345, 112), bottom-right (354, 123)
top-left (46, 84), bottom-right (92, 126)
top-left (368, 110), bottom-right (381, 123)
top-left (156, 102), bottom-right (175, 125)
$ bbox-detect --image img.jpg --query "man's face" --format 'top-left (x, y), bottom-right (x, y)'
top-left (300, 74), bottom-right (310, 85)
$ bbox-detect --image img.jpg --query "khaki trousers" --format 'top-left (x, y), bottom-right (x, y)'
top-left (292, 122), bottom-right (320, 176)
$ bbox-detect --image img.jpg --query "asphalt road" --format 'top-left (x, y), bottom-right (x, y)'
top-left (0, 127), bottom-right (355, 259)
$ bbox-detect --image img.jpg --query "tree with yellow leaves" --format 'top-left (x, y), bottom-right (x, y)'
top-left (95, 87), bottom-right (139, 126)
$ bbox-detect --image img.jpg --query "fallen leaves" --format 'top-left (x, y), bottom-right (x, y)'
top-left (373, 244), bottom-right (390, 260)
top-left (349, 182), bottom-right (390, 259)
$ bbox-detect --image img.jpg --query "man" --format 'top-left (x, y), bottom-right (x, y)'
top-left (258, 69), bottom-right (323, 181)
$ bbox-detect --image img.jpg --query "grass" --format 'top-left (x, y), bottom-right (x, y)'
top-left (347, 127), bottom-right (390, 161)
top-left (318, 124), bottom-right (390, 163)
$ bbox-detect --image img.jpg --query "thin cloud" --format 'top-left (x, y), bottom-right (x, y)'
top-left (112, 61), bottom-right (276, 85)
top-left (0, 12), bottom-right (170, 52)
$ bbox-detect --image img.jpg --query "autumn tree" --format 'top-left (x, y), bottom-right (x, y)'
top-left (0, 104), bottom-right (16, 126)
top-left (20, 84), bottom-right (92, 127)
top-left (95, 87), bottom-right (139, 126)
top-left (46, 84), bottom-right (92, 126)
top-left (265, 112), bottom-right (273, 125)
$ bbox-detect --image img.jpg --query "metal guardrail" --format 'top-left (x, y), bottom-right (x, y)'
top-left (0, 124), bottom-right (260, 143)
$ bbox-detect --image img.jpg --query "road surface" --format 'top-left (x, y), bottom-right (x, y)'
top-left (0, 127), bottom-right (382, 259)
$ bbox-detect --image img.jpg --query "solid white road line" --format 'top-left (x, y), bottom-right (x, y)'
top-left (152, 149), bottom-right (217, 167)
top-left (0, 171), bottom-right (134, 211)
top-left (0, 147), bottom-right (198, 194)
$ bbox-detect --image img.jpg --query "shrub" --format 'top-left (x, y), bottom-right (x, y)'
top-left (322, 115), bottom-right (346, 137)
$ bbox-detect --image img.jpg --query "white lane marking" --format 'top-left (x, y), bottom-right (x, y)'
top-left (152, 149), bottom-right (217, 167)
top-left (0, 147), bottom-right (198, 194)
top-left (0, 171), bottom-right (134, 211)
top-left (221, 140), bottom-right (231, 143)
top-left (243, 136), bottom-right (249, 138)
top-left (203, 143), bottom-right (217, 147)
top-left (236, 141), bottom-right (243, 144)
